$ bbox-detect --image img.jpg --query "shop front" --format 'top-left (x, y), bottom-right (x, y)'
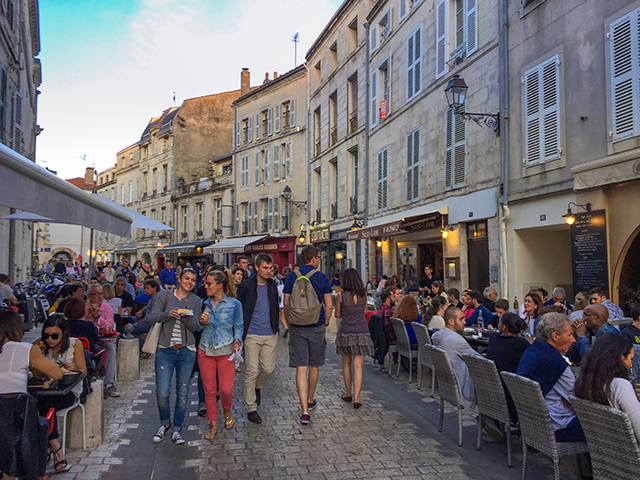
top-left (156, 240), bottom-right (216, 269)
top-left (203, 235), bottom-right (267, 266)
top-left (114, 242), bottom-right (137, 264)
top-left (244, 236), bottom-right (297, 271)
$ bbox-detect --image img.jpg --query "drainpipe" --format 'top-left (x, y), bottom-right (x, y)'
top-left (305, 63), bottom-right (311, 226)
top-left (499, 0), bottom-right (510, 301)
top-left (232, 103), bottom-right (237, 237)
top-left (364, 21), bottom-right (371, 280)
top-left (169, 133), bottom-right (177, 257)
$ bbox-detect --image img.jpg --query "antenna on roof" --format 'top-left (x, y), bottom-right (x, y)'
top-left (80, 154), bottom-right (87, 162)
top-left (292, 33), bottom-right (300, 67)
top-left (173, 91), bottom-right (176, 106)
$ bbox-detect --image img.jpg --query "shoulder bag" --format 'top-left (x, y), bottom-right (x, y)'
top-left (142, 290), bottom-right (171, 354)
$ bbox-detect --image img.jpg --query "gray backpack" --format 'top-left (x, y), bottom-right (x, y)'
top-left (286, 269), bottom-right (322, 326)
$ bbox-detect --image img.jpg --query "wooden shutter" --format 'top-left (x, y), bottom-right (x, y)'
top-left (255, 113), bottom-right (260, 138)
top-left (267, 107), bottom-right (273, 135)
top-left (445, 108), bottom-right (466, 189)
top-left (264, 148), bottom-right (269, 183)
top-left (610, 13), bottom-right (637, 141)
top-left (268, 197), bottom-right (273, 230)
top-left (236, 121), bottom-right (241, 146)
top-left (465, 0), bottom-right (477, 56)
top-left (290, 98), bottom-right (296, 126)
top-left (413, 28), bottom-right (421, 97)
top-left (407, 129), bottom-right (420, 201)
top-left (436, 0), bottom-right (447, 79)
top-left (273, 144), bottom-right (280, 180)
top-left (371, 70), bottom-right (377, 126)
top-left (377, 149), bottom-right (388, 210)
top-left (285, 142), bottom-right (291, 178)
top-left (254, 200), bottom-right (258, 232)
top-left (12, 93), bottom-right (21, 151)
top-left (274, 196), bottom-right (280, 231)
top-left (371, 25), bottom-right (378, 53)
top-left (255, 152), bottom-right (260, 185)
top-left (275, 104), bottom-right (281, 133)
top-left (400, 0), bottom-right (407, 20)
top-left (247, 201), bottom-right (252, 233)
top-left (407, 32), bottom-right (415, 99)
top-left (248, 116), bottom-right (253, 142)
top-left (406, 131), bottom-right (413, 201)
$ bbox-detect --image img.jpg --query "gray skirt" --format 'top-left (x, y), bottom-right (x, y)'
top-left (335, 332), bottom-right (375, 356)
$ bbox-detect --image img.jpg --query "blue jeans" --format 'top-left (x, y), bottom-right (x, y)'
top-left (555, 416), bottom-right (585, 442)
top-left (155, 347), bottom-right (196, 431)
top-left (132, 321), bottom-right (152, 350)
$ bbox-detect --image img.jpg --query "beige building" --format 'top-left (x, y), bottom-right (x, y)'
top-left (213, 66), bottom-right (308, 269)
top-left (0, 0), bottom-right (43, 280)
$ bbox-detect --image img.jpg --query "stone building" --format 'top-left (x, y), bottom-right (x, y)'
top-left (0, 0), bottom-right (42, 280)
top-left (210, 66), bottom-right (308, 270)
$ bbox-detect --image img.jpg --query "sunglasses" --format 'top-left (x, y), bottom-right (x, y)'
top-left (43, 333), bottom-right (61, 340)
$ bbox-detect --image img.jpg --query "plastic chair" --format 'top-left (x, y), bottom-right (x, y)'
top-left (57, 394), bottom-right (86, 454)
top-left (425, 344), bottom-right (464, 446)
top-left (462, 354), bottom-right (513, 466)
top-left (77, 336), bottom-right (106, 369)
top-left (570, 395), bottom-right (640, 480)
top-left (501, 372), bottom-right (588, 480)
top-left (391, 317), bottom-right (415, 382)
top-left (412, 322), bottom-right (435, 396)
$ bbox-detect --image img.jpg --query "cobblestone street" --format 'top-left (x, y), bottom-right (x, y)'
top-left (42, 331), bottom-right (580, 480)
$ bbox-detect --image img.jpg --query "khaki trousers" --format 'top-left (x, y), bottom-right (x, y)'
top-left (244, 333), bottom-right (278, 412)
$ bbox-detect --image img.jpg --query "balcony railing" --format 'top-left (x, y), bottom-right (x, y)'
top-left (316, 208), bottom-right (322, 223)
top-left (331, 202), bottom-right (338, 220)
top-left (330, 126), bottom-right (337, 146)
top-left (350, 195), bottom-right (358, 214)
top-left (349, 111), bottom-right (358, 133)
top-left (315, 139), bottom-right (321, 156)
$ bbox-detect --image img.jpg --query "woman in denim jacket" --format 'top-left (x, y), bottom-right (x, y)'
top-left (198, 269), bottom-right (244, 440)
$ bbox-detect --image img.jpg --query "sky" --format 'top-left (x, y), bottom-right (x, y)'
top-left (36, 0), bottom-right (343, 179)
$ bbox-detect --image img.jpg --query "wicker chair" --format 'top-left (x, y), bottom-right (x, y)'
top-left (501, 372), bottom-right (588, 480)
top-left (425, 344), bottom-right (464, 446)
top-left (412, 322), bottom-right (435, 396)
top-left (570, 395), bottom-right (640, 480)
top-left (462, 354), bottom-right (513, 467)
top-left (391, 317), bottom-right (415, 383)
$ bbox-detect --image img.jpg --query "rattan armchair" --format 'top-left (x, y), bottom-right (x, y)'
top-left (412, 322), bottom-right (435, 396)
top-left (391, 317), bottom-right (415, 383)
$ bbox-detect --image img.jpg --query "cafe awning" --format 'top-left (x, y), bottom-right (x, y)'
top-left (0, 143), bottom-right (132, 236)
top-left (90, 194), bottom-right (173, 231)
top-left (114, 242), bottom-right (138, 254)
top-left (157, 240), bottom-right (215, 254)
top-left (203, 235), bottom-right (267, 254)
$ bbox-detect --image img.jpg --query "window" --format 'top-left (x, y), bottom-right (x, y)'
top-left (348, 16), bottom-right (358, 53)
top-left (350, 149), bottom-right (359, 214)
top-left (255, 152), bottom-right (260, 185)
top-left (524, 55), bottom-right (561, 165)
top-left (136, 178), bottom-right (140, 200)
top-left (120, 185), bottom-right (125, 204)
top-left (377, 148), bottom-right (388, 210)
top-left (181, 205), bottom-right (188, 235)
top-left (436, 0), bottom-right (477, 79)
top-left (161, 207), bottom-right (167, 226)
top-left (244, 202), bottom-right (251, 234)
top-left (152, 168), bottom-right (157, 193)
top-left (240, 155), bottom-right (249, 186)
top-left (284, 141), bottom-right (292, 178)
top-left (151, 209), bottom-right (157, 236)
top-left (214, 199), bottom-right (222, 230)
top-left (273, 144), bottom-right (281, 181)
top-left (253, 200), bottom-right (259, 233)
top-left (262, 200), bottom-right (269, 232)
top-left (329, 91), bottom-right (338, 146)
top-left (268, 197), bottom-right (274, 230)
top-left (314, 107), bottom-right (321, 155)
top-left (406, 128), bottom-right (420, 202)
top-left (330, 158), bottom-right (338, 219)
top-left (236, 121), bottom-right (241, 146)
top-left (163, 165), bottom-right (168, 191)
top-left (400, 0), bottom-right (422, 20)
top-left (140, 211), bottom-right (146, 239)
top-left (378, 59), bottom-right (390, 121)
top-left (445, 107), bottom-right (467, 189)
top-left (260, 109), bottom-right (272, 137)
top-left (315, 168), bottom-right (322, 221)
top-left (329, 41), bottom-right (338, 74)
top-left (371, 69), bottom-right (377, 127)
top-left (609, 10), bottom-right (640, 142)
top-left (142, 172), bottom-right (147, 196)
top-left (242, 117), bottom-right (253, 143)
top-left (370, 23), bottom-right (377, 54)
top-left (255, 112), bottom-right (260, 139)
top-left (12, 90), bottom-right (21, 153)
top-left (128, 181), bottom-right (133, 203)
top-left (263, 148), bottom-right (269, 183)
top-left (0, 66), bottom-right (7, 144)
top-left (314, 61), bottom-right (321, 90)
top-left (274, 196), bottom-right (280, 232)
top-left (348, 73), bottom-right (358, 133)
top-left (378, 9), bottom-right (391, 44)
top-left (407, 26), bottom-right (421, 101)
top-left (280, 99), bottom-right (295, 129)
top-left (197, 203), bottom-right (204, 232)
top-left (223, 163), bottom-right (232, 174)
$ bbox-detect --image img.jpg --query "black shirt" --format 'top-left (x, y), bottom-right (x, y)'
top-left (115, 290), bottom-right (135, 308)
top-left (482, 298), bottom-right (496, 313)
top-left (419, 274), bottom-right (440, 290)
top-left (66, 319), bottom-right (101, 353)
top-left (486, 333), bottom-right (530, 373)
top-left (621, 324), bottom-right (640, 345)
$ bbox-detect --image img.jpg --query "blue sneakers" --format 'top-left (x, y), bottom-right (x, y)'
top-left (307, 399), bottom-right (317, 410)
top-left (300, 413), bottom-right (310, 424)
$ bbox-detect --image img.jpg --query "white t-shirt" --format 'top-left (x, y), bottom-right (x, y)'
top-left (609, 377), bottom-right (640, 444)
top-left (45, 338), bottom-right (83, 397)
top-left (104, 297), bottom-right (122, 315)
top-left (0, 341), bottom-right (31, 394)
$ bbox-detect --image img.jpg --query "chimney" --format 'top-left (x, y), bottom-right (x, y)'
top-left (263, 72), bottom-right (270, 84)
top-left (85, 167), bottom-right (95, 185)
top-left (240, 68), bottom-right (250, 96)
top-left (273, 71), bottom-right (278, 80)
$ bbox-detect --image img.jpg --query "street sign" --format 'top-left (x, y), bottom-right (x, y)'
top-left (380, 100), bottom-right (387, 121)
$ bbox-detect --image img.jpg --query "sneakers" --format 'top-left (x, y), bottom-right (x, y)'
top-left (153, 424), bottom-right (170, 443)
top-left (300, 412), bottom-right (310, 424)
top-left (307, 399), bottom-right (317, 410)
top-left (104, 385), bottom-right (120, 398)
top-left (247, 411), bottom-right (262, 424)
top-left (171, 431), bottom-right (185, 445)
top-left (255, 388), bottom-right (261, 407)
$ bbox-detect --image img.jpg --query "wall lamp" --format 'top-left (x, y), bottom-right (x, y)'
top-left (441, 223), bottom-right (458, 239)
top-left (562, 202), bottom-right (591, 225)
top-left (283, 185), bottom-right (307, 212)
top-left (444, 74), bottom-right (500, 135)
top-left (350, 218), bottom-right (365, 230)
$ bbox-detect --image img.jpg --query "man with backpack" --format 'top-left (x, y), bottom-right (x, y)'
top-left (283, 245), bottom-right (333, 424)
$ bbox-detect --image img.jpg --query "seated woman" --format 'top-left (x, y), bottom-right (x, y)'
top-left (423, 296), bottom-right (447, 330)
top-left (486, 313), bottom-right (529, 422)
top-left (430, 281), bottom-right (449, 303)
top-left (575, 333), bottom-right (640, 443)
top-left (102, 283), bottom-right (124, 332)
top-left (0, 311), bottom-right (66, 471)
top-left (393, 294), bottom-right (422, 347)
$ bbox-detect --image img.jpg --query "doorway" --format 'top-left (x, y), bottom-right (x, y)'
top-left (618, 228), bottom-right (640, 316)
top-left (467, 221), bottom-right (489, 292)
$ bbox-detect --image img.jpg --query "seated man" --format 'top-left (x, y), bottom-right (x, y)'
top-left (431, 307), bottom-right (482, 408)
top-left (543, 286), bottom-right (573, 312)
top-left (406, 276), bottom-right (419, 292)
top-left (572, 304), bottom-right (620, 361)
top-left (84, 284), bottom-right (120, 398)
top-left (114, 276), bottom-right (135, 321)
top-left (517, 312), bottom-right (585, 442)
top-left (465, 290), bottom-right (496, 328)
top-left (589, 286), bottom-right (625, 320)
top-left (56, 283), bottom-right (85, 313)
top-left (621, 303), bottom-right (640, 345)
top-left (482, 287), bottom-right (497, 313)
top-left (376, 288), bottom-right (401, 343)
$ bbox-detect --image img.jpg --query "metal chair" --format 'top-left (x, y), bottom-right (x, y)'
top-left (462, 354), bottom-right (513, 467)
top-left (391, 317), bottom-right (415, 382)
top-left (412, 322), bottom-right (435, 396)
top-left (57, 393), bottom-right (86, 454)
top-left (570, 395), bottom-right (640, 480)
top-left (501, 372), bottom-right (588, 480)
top-left (425, 344), bottom-right (464, 446)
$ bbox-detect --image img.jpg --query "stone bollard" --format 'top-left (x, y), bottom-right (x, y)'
top-left (117, 337), bottom-right (140, 381)
top-left (66, 379), bottom-right (103, 449)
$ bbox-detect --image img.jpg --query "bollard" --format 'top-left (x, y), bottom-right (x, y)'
top-left (117, 337), bottom-right (140, 381)
top-left (66, 379), bottom-right (103, 449)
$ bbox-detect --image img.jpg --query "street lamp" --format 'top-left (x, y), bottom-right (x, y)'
top-left (283, 185), bottom-right (307, 232)
top-left (444, 74), bottom-right (500, 135)
top-left (562, 202), bottom-right (591, 225)
top-left (350, 218), bottom-right (364, 230)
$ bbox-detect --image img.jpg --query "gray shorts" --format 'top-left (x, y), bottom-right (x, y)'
top-left (288, 325), bottom-right (327, 367)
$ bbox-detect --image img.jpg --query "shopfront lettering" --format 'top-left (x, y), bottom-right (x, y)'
top-left (346, 220), bottom-right (403, 241)
top-left (310, 227), bottom-right (331, 243)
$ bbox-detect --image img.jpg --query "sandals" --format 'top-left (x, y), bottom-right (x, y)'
top-left (224, 410), bottom-right (235, 430)
top-left (204, 426), bottom-right (217, 440)
top-left (53, 447), bottom-right (71, 473)
top-left (354, 401), bottom-right (362, 409)
top-left (197, 407), bottom-right (207, 417)
top-left (341, 394), bottom-right (353, 403)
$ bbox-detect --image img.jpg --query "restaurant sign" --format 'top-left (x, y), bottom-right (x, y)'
top-left (310, 227), bottom-right (331, 243)
top-left (346, 220), bottom-right (403, 241)
top-left (402, 212), bottom-right (442, 232)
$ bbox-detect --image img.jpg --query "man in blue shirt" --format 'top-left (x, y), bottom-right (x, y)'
top-left (283, 245), bottom-right (332, 425)
top-left (465, 289), bottom-right (496, 328)
top-left (159, 261), bottom-right (177, 289)
top-left (573, 304), bottom-right (620, 360)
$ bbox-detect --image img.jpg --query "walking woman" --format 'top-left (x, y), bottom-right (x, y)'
top-left (198, 269), bottom-right (243, 440)
top-left (148, 268), bottom-right (202, 445)
top-left (334, 268), bottom-right (375, 408)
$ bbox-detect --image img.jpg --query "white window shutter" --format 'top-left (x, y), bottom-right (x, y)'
top-left (412, 130), bottom-right (419, 199)
top-left (400, 0), bottom-right (407, 20)
top-left (255, 152), bottom-right (260, 185)
top-left (236, 121), bottom-right (241, 146)
top-left (13, 90), bottom-right (21, 153)
top-left (273, 144), bottom-right (281, 180)
top-left (541, 58), bottom-right (560, 162)
top-left (436, 0), bottom-right (447, 79)
top-left (406, 132), bottom-right (413, 201)
top-left (264, 148), bottom-right (269, 183)
top-left (268, 197), bottom-right (273, 230)
top-left (414, 28), bottom-right (421, 96)
top-left (371, 25), bottom-right (378, 53)
top-left (255, 113), bottom-right (260, 138)
top-left (285, 142), bottom-right (292, 177)
top-left (248, 116), bottom-right (253, 142)
top-left (382, 149), bottom-right (388, 208)
top-left (254, 200), bottom-right (258, 232)
top-left (267, 107), bottom-right (273, 135)
top-left (465, 0), bottom-right (477, 56)
top-left (407, 33), bottom-right (415, 99)
top-left (524, 65), bottom-right (541, 164)
top-left (610, 13), bottom-right (636, 141)
top-left (274, 196), bottom-right (280, 232)
top-left (453, 113), bottom-right (466, 187)
top-left (371, 70), bottom-right (378, 126)
top-left (445, 108), bottom-right (453, 189)
top-left (275, 104), bottom-right (281, 133)
top-left (290, 98), bottom-right (296, 126)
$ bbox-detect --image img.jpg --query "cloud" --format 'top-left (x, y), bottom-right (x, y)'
top-left (36, 0), bottom-right (342, 178)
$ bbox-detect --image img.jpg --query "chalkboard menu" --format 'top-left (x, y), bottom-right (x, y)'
top-left (571, 209), bottom-right (608, 294)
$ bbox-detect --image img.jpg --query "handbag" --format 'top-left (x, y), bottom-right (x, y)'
top-left (141, 291), bottom-right (171, 354)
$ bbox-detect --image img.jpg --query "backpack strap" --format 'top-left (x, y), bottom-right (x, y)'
top-left (163, 289), bottom-right (171, 312)
top-left (294, 270), bottom-right (303, 279)
top-left (305, 269), bottom-right (318, 279)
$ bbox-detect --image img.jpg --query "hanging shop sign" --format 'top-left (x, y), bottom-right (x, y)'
top-left (402, 212), bottom-right (443, 232)
top-left (346, 220), bottom-right (403, 241)
top-left (310, 226), bottom-right (331, 243)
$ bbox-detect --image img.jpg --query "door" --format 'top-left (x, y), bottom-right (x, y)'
top-left (467, 222), bottom-right (489, 291)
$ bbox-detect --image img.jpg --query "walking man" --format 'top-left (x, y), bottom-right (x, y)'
top-left (283, 245), bottom-right (332, 424)
top-left (237, 253), bottom-right (280, 424)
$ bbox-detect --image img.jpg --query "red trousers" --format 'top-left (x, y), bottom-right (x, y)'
top-left (197, 349), bottom-right (235, 421)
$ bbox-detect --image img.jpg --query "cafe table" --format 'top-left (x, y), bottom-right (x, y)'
top-left (28, 374), bottom-right (83, 399)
